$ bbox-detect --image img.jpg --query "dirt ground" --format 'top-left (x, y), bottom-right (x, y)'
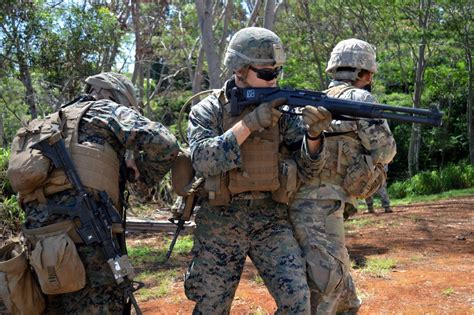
top-left (1, 197), bottom-right (471, 314)
top-left (134, 196), bottom-right (474, 315)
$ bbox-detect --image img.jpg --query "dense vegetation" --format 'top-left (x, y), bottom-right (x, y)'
top-left (1, 1), bottom-right (473, 204)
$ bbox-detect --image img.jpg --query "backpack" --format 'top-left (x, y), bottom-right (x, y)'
top-left (7, 112), bottom-right (63, 197)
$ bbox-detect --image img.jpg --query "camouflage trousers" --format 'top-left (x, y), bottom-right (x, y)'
top-left (43, 243), bottom-right (124, 315)
top-left (289, 199), bottom-right (360, 314)
top-left (365, 183), bottom-right (391, 209)
top-left (184, 199), bottom-right (310, 314)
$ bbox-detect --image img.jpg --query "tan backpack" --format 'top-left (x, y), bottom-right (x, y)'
top-left (7, 112), bottom-right (63, 197)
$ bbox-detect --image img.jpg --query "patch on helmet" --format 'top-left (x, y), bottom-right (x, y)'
top-left (273, 44), bottom-right (285, 67)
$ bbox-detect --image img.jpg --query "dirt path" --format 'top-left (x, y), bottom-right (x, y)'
top-left (136, 196), bottom-right (474, 314)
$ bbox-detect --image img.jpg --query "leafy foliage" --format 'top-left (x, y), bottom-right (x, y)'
top-left (388, 162), bottom-right (474, 198)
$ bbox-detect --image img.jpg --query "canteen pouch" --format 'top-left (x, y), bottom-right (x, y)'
top-left (0, 242), bottom-right (45, 315)
top-left (29, 233), bottom-right (86, 294)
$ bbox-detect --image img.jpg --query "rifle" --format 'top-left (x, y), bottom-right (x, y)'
top-left (166, 177), bottom-right (203, 260)
top-left (230, 87), bottom-right (443, 126)
top-left (31, 132), bottom-right (143, 315)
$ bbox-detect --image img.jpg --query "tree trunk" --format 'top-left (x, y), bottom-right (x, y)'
top-left (467, 49), bottom-right (474, 165)
top-left (196, 0), bottom-right (222, 89)
top-left (218, 0), bottom-right (233, 62)
top-left (192, 44), bottom-right (205, 99)
top-left (408, 0), bottom-right (430, 176)
top-left (263, 0), bottom-right (276, 30)
top-left (247, 0), bottom-right (262, 27)
top-left (18, 60), bottom-right (37, 119)
top-left (0, 112), bottom-right (6, 148)
top-left (131, 0), bottom-right (145, 105)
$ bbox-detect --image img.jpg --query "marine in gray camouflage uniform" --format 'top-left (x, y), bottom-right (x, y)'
top-left (288, 39), bottom-right (397, 314)
top-left (21, 73), bottom-right (179, 314)
top-left (185, 27), bottom-right (332, 314)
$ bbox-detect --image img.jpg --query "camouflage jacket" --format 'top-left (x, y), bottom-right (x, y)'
top-left (187, 78), bottom-right (327, 184)
top-left (294, 81), bottom-right (396, 205)
top-left (24, 99), bottom-right (179, 228)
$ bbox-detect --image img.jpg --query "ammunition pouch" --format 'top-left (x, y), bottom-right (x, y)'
top-left (0, 242), bottom-right (45, 315)
top-left (271, 159), bottom-right (299, 204)
top-left (205, 174), bottom-right (231, 206)
top-left (22, 221), bottom-right (86, 295)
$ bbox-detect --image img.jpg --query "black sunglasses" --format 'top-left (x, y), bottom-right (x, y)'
top-left (249, 65), bottom-right (283, 81)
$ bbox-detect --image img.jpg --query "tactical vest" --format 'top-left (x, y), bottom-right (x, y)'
top-left (10, 102), bottom-right (120, 207)
top-left (204, 90), bottom-right (284, 206)
top-left (312, 84), bottom-right (372, 198)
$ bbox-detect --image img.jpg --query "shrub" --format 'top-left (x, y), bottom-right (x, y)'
top-left (411, 171), bottom-right (443, 195)
top-left (462, 164), bottom-right (474, 187)
top-left (0, 195), bottom-right (23, 232)
top-left (388, 162), bottom-right (474, 197)
top-left (0, 148), bottom-right (13, 197)
top-left (388, 181), bottom-right (408, 199)
top-left (440, 164), bottom-right (466, 191)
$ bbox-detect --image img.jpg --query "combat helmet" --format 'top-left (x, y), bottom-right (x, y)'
top-left (224, 27), bottom-right (286, 72)
top-left (326, 38), bottom-right (377, 81)
top-left (84, 72), bottom-right (139, 110)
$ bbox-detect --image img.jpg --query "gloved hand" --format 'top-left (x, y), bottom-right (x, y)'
top-left (302, 106), bottom-right (332, 139)
top-left (243, 98), bottom-right (286, 132)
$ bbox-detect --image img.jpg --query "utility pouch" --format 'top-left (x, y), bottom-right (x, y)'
top-left (205, 174), bottom-right (231, 206)
top-left (272, 159), bottom-right (299, 204)
top-left (0, 242), bottom-right (45, 315)
top-left (343, 155), bottom-right (386, 199)
top-left (24, 222), bottom-right (86, 295)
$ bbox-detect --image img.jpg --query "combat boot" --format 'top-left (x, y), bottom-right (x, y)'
top-left (384, 207), bottom-right (393, 213)
top-left (367, 205), bottom-right (374, 213)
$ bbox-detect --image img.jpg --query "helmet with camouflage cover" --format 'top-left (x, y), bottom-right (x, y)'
top-left (84, 72), bottom-right (139, 110)
top-left (224, 27), bottom-right (286, 72)
top-left (326, 38), bottom-right (377, 81)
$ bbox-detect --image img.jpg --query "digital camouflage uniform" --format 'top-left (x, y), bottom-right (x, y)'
top-left (22, 98), bottom-right (179, 314)
top-left (290, 39), bottom-right (396, 314)
top-left (365, 165), bottom-right (391, 212)
top-left (290, 81), bottom-right (395, 314)
top-left (184, 74), bottom-right (328, 314)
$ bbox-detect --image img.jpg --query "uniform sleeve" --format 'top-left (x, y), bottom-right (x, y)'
top-left (357, 119), bottom-right (396, 164)
top-left (108, 105), bottom-right (180, 180)
top-left (187, 96), bottom-right (242, 177)
top-left (281, 112), bottom-right (327, 183)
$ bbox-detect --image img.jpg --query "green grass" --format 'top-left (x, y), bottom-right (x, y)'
top-left (345, 217), bottom-right (376, 230)
top-left (251, 308), bottom-right (268, 315)
top-left (253, 274), bottom-right (264, 285)
top-left (134, 268), bottom-right (182, 301)
top-left (167, 235), bottom-right (193, 255)
top-left (128, 245), bottom-right (167, 264)
top-left (409, 254), bottom-right (424, 262)
top-left (361, 257), bottom-right (397, 278)
top-left (391, 188), bottom-right (474, 206)
top-left (442, 287), bottom-right (455, 297)
top-left (129, 236), bottom-right (193, 265)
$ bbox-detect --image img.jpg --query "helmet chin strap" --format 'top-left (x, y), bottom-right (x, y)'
top-left (355, 71), bottom-right (373, 90)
